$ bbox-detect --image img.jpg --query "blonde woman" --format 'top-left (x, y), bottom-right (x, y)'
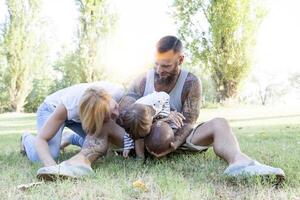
top-left (21, 81), bottom-right (124, 168)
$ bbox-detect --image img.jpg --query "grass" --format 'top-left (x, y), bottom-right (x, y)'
top-left (0, 105), bottom-right (300, 199)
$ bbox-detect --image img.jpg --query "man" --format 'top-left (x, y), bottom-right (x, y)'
top-left (119, 35), bottom-right (285, 179)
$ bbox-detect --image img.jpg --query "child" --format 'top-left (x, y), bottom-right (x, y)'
top-left (120, 91), bottom-right (174, 157)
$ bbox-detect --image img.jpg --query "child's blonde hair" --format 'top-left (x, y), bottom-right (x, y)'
top-left (121, 103), bottom-right (153, 139)
top-left (79, 87), bottom-right (111, 135)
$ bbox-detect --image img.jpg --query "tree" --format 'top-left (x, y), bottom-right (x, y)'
top-left (289, 73), bottom-right (300, 89)
top-left (74, 0), bottom-right (117, 82)
top-left (173, 0), bottom-right (266, 102)
top-left (54, 0), bottom-right (117, 86)
top-left (1, 0), bottom-right (48, 112)
top-left (52, 51), bottom-right (82, 89)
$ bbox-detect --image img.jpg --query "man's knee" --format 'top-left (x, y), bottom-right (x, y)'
top-left (210, 117), bottom-right (230, 133)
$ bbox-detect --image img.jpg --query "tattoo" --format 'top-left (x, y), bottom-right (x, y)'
top-left (80, 134), bottom-right (108, 163)
top-left (173, 124), bottom-right (193, 148)
top-left (126, 74), bottom-right (147, 100)
top-left (118, 96), bottom-right (136, 114)
top-left (181, 73), bottom-right (201, 124)
top-left (118, 74), bottom-right (147, 121)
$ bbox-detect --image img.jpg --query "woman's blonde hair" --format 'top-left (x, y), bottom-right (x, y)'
top-left (79, 87), bottom-right (112, 135)
top-left (121, 103), bottom-right (153, 139)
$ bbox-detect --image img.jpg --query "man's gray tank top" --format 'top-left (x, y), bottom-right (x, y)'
top-left (143, 69), bottom-right (189, 112)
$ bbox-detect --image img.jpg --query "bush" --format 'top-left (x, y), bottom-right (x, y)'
top-left (24, 76), bottom-right (54, 113)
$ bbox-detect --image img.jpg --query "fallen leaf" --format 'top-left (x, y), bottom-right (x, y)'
top-left (132, 179), bottom-right (148, 192)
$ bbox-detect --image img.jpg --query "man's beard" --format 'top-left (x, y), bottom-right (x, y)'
top-left (155, 65), bottom-right (179, 84)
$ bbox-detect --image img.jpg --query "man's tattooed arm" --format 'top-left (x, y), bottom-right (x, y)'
top-left (118, 74), bottom-right (147, 115)
top-left (172, 73), bottom-right (202, 147)
top-left (172, 124), bottom-right (194, 149)
top-left (79, 134), bottom-right (108, 164)
top-left (182, 73), bottom-right (202, 124)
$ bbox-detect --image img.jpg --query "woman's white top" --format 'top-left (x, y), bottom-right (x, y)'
top-left (44, 81), bottom-right (124, 122)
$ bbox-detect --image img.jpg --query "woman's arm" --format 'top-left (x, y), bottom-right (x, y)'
top-left (35, 104), bottom-right (67, 167)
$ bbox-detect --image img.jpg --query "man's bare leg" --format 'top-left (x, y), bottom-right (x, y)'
top-left (190, 118), bottom-right (252, 167)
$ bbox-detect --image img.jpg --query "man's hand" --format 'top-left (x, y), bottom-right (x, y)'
top-left (160, 111), bottom-right (186, 129)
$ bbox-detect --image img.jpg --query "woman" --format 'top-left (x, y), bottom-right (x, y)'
top-left (21, 81), bottom-right (124, 167)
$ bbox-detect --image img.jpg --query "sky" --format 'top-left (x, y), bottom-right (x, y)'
top-left (253, 0), bottom-right (300, 82)
top-left (0, 0), bottom-right (299, 86)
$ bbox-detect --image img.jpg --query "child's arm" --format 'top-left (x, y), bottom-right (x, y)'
top-left (134, 139), bottom-right (145, 159)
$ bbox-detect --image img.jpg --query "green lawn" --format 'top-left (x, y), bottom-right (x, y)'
top-left (0, 105), bottom-right (300, 199)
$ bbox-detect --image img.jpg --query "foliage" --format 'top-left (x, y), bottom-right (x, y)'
top-left (52, 51), bottom-right (82, 89)
top-left (200, 74), bottom-right (219, 107)
top-left (289, 72), bottom-right (300, 89)
top-left (73, 0), bottom-right (117, 82)
top-left (24, 74), bottom-right (55, 113)
top-left (1, 0), bottom-right (48, 112)
top-left (173, 0), bottom-right (267, 102)
top-left (238, 71), bottom-right (291, 105)
top-left (53, 0), bottom-right (118, 89)
top-left (0, 56), bottom-right (10, 113)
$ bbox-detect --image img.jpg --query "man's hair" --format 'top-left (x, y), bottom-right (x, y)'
top-left (79, 87), bottom-right (111, 135)
top-left (156, 35), bottom-right (182, 53)
top-left (120, 103), bottom-right (153, 140)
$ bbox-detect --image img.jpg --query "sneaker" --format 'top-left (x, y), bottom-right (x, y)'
top-left (37, 161), bottom-right (94, 181)
top-left (224, 160), bottom-right (285, 183)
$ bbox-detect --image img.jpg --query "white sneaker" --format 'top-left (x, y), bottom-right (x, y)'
top-left (37, 161), bottom-right (94, 181)
top-left (224, 160), bottom-right (285, 179)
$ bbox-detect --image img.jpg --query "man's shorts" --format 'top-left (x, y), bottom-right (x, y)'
top-left (178, 122), bottom-right (210, 152)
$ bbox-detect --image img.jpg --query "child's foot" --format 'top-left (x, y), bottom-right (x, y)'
top-left (60, 131), bottom-right (74, 150)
